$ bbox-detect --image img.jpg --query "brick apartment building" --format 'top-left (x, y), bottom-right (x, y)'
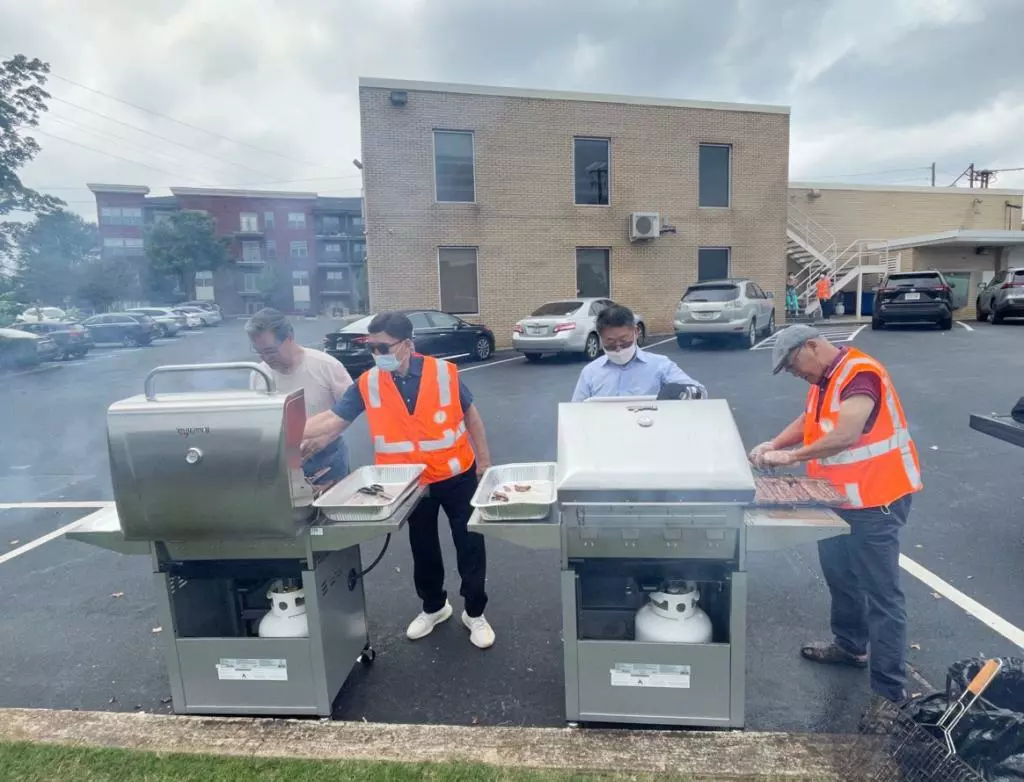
top-left (86, 184), bottom-right (366, 316)
top-left (358, 78), bottom-right (791, 340)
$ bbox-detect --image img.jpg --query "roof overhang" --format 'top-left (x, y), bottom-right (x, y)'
top-left (87, 183), bottom-right (150, 195)
top-left (867, 230), bottom-right (1024, 252)
top-left (169, 187), bottom-right (317, 200)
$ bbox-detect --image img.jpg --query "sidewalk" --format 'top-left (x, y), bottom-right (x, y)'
top-left (0, 707), bottom-right (870, 780)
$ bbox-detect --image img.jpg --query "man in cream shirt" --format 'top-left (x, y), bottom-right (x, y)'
top-left (246, 308), bottom-right (353, 490)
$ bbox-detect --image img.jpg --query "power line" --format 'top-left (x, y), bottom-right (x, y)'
top-left (50, 73), bottom-right (326, 169)
top-left (48, 95), bottom-right (279, 178)
top-left (31, 129), bottom-right (213, 182)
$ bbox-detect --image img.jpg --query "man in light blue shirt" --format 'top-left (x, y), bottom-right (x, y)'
top-left (571, 305), bottom-right (706, 401)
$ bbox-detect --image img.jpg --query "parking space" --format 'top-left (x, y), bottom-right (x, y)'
top-left (0, 317), bottom-right (1021, 733)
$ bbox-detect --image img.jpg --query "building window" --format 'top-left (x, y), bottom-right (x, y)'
top-left (264, 211), bottom-right (275, 229)
top-left (352, 241), bottom-right (366, 262)
top-left (239, 212), bottom-right (259, 232)
top-left (288, 212), bottom-right (306, 229)
top-left (437, 247), bottom-right (479, 314)
top-left (323, 242), bottom-right (342, 255)
top-left (293, 270), bottom-right (309, 286)
top-left (290, 240), bottom-right (308, 258)
top-left (100, 206), bottom-right (143, 226)
top-left (574, 138), bottom-right (610, 206)
top-left (242, 272), bottom-right (260, 292)
top-left (576, 248), bottom-right (610, 297)
top-left (241, 241), bottom-right (262, 262)
top-left (265, 239), bottom-right (277, 260)
top-left (320, 216), bottom-right (341, 235)
top-left (699, 144), bottom-right (731, 208)
top-left (195, 271), bottom-right (214, 289)
top-left (324, 270), bottom-right (347, 291)
top-left (245, 300), bottom-right (263, 315)
top-left (697, 247), bottom-right (730, 281)
top-left (352, 215), bottom-right (364, 230)
top-left (434, 130), bottom-right (475, 203)
top-left (103, 237), bottom-right (144, 256)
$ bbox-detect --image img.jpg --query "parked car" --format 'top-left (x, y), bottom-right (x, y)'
top-left (0, 327), bottom-right (52, 369)
top-left (15, 321), bottom-right (93, 360)
top-left (976, 267), bottom-right (1024, 324)
top-left (174, 305), bottom-right (221, 326)
top-left (512, 298), bottom-right (647, 362)
top-left (82, 313), bottom-right (157, 346)
top-left (674, 279), bottom-right (776, 348)
top-left (16, 306), bottom-right (67, 323)
top-left (180, 300), bottom-right (223, 317)
top-left (324, 310), bottom-right (495, 377)
top-left (872, 270), bottom-right (954, 330)
top-left (172, 308), bottom-right (204, 329)
top-left (127, 307), bottom-right (185, 337)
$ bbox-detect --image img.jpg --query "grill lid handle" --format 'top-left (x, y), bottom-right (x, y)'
top-left (144, 362), bottom-right (276, 400)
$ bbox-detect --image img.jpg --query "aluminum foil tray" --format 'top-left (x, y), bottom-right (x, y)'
top-left (754, 476), bottom-right (844, 507)
top-left (314, 464), bottom-right (425, 522)
top-left (471, 462), bottom-right (557, 521)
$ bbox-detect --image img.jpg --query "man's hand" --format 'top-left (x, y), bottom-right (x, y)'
top-left (301, 435), bottom-right (331, 462)
top-left (761, 450), bottom-right (796, 467)
top-left (748, 441), bottom-right (774, 468)
top-left (476, 459), bottom-right (492, 479)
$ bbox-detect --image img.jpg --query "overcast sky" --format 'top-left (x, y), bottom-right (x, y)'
top-left (3, 0), bottom-right (1023, 221)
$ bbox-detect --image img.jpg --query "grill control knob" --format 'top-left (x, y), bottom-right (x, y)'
top-left (185, 447), bottom-right (203, 465)
top-left (637, 416), bottom-right (654, 428)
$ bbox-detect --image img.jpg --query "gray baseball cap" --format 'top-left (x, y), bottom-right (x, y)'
top-left (771, 324), bottom-right (820, 374)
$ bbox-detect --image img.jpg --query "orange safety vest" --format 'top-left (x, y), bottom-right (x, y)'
top-left (816, 278), bottom-right (832, 300)
top-left (803, 348), bottom-right (922, 509)
top-left (358, 356), bottom-right (475, 484)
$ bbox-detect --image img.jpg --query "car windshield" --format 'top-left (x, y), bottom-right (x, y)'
top-left (887, 273), bottom-right (943, 287)
top-left (683, 285), bottom-right (739, 302)
top-left (531, 301), bottom-right (582, 316)
top-left (341, 315), bottom-right (375, 333)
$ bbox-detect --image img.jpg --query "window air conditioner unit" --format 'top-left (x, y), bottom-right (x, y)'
top-left (630, 212), bottom-right (660, 241)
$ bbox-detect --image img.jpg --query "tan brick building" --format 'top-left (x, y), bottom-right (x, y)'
top-left (786, 183), bottom-right (1024, 317)
top-left (359, 78), bottom-right (790, 343)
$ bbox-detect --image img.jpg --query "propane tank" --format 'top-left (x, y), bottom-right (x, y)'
top-left (258, 580), bottom-right (309, 638)
top-left (634, 580), bottom-right (713, 644)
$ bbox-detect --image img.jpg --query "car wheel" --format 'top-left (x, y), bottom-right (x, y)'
top-left (524, 352), bottom-right (542, 362)
top-left (764, 310), bottom-right (776, 337)
top-left (992, 307), bottom-right (1005, 325)
top-left (122, 335), bottom-right (139, 348)
top-left (939, 315), bottom-right (953, 330)
top-left (583, 333), bottom-right (601, 361)
top-left (676, 334), bottom-right (693, 348)
top-left (871, 317), bottom-right (884, 330)
top-left (474, 336), bottom-right (492, 361)
top-left (155, 324), bottom-right (167, 338)
top-left (742, 320), bottom-right (757, 349)
top-left (636, 323), bottom-right (647, 346)
top-left (975, 300), bottom-right (988, 322)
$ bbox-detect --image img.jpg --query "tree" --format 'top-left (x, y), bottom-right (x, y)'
top-left (255, 264), bottom-right (291, 311)
top-left (1, 55), bottom-right (63, 260)
top-left (145, 211), bottom-right (232, 299)
top-left (76, 255), bottom-right (137, 312)
top-left (14, 209), bottom-right (100, 305)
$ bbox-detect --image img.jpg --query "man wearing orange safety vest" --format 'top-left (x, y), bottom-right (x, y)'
top-left (750, 324), bottom-right (922, 729)
top-left (816, 275), bottom-right (834, 320)
top-left (302, 312), bottom-right (496, 649)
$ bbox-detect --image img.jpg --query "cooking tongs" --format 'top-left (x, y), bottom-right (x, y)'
top-left (357, 483), bottom-right (394, 501)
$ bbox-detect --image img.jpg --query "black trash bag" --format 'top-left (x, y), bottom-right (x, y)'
top-left (905, 657), bottom-right (1024, 781)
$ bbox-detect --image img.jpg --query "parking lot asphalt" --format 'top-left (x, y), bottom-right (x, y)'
top-left (1, 317), bottom-right (1022, 733)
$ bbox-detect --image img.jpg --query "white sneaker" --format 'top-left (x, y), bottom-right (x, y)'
top-left (406, 602), bottom-right (453, 640)
top-left (461, 610), bottom-right (495, 649)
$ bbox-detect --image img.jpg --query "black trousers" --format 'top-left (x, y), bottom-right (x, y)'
top-left (407, 465), bottom-right (488, 617)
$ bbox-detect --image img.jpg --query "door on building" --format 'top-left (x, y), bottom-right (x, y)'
top-left (244, 300), bottom-right (263, 315)
top-left (944, 272), bottom-right (971, 311)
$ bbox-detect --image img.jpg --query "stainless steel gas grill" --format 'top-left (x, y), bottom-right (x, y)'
top-left (67, 363), bottom-right (424, 717)
top-left (470, 398), bottom-right (850, 729)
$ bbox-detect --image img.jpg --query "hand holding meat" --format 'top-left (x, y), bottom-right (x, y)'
top-left (761, 449), bottom-right (796, 467)
top-left (748, 441), bottom-right (774, 468)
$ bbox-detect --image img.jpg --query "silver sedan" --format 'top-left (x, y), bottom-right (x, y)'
top-left (512, 298), bottom-right (647, 362)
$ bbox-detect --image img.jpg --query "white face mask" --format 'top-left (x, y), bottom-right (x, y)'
top-left (604, 343), bottom-right (637, 365)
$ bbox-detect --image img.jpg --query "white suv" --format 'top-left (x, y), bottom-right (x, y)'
top-left (674, 278), bottom-right (776, 349)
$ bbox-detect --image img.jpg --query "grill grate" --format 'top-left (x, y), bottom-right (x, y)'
top-left (754, 476), bottom-right (844, 506)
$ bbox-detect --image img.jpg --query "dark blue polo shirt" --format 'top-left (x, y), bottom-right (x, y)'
top-left (332, 356), bottom-right (474, 422)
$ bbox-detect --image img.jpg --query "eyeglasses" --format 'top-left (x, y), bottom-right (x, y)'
top-left (251, 344), bottom-right (281, 359)
top-left (365, 340), bottom-right (402, 355)
top-left (783, 343), bottom-right (807, 374)
top-left (602, 339), bottom-right (635, 351)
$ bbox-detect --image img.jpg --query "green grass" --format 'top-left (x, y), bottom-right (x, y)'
top-left (0, 741), bottom-right (695, 782)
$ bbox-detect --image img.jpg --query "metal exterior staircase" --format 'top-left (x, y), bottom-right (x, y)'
top-left (786, 205), bottom-right (901, 318)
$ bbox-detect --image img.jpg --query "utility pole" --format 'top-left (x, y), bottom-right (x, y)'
top-left (930, 162), bottom-right (936, 187)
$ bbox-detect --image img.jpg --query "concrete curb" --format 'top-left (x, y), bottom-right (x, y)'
top-left (0, 708), bottom-right (872, 779)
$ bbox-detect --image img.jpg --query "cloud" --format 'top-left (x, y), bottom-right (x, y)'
top-left (1, 0), bottom-right (1022, 219)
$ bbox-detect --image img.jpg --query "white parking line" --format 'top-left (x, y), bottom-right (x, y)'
top-left (0, 519), bottom-right (85, 565)
top-left (644, 336), bottom-right (676, 349)
top-left (901, 554), bottom-right (1024, 649)
top-left (459, 356), bottom-right (524, 373)
top-left (957, 321), bottom-right (975, 332)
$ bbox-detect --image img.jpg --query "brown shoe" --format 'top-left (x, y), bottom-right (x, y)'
top-left (800, 641), bottom-right (868, 668)
top-left (858, 693), bottom-right (905, 734)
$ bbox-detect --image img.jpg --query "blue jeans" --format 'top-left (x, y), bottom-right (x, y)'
top-left (303, 438), bottom-right (351, 487)
top-left (817, 494), bottom-right (912, 702)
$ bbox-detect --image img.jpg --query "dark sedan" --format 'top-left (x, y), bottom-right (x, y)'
top-left (82, 313), bottom-right (158, 347)
top-left (16, 321), bottom-right (94, 360)
top-left (0, 327), bottom-right (57, 369)
top-left (324, 310), bottom-right (495, 377)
